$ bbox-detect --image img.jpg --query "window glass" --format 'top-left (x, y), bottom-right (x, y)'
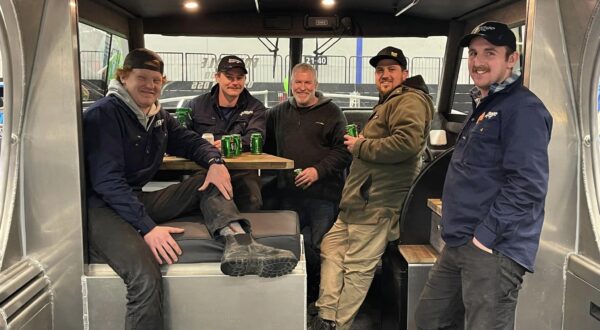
top-left (451, 25), bottom-right (524, 115)
top-left (78, 23), bottom-right (128, 108)
top-left (144, 35), bottom-right (445, 110)
top-left (302, 37), bottom-right (446, 108)
top-left (145, 36), bottom-right (290, 108)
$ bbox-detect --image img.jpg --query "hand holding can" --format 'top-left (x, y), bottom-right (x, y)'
top-left (346, 123), bottom-right (358, 137)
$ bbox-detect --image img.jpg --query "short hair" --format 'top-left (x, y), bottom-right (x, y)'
top-left (291, 63), bottom-right (318, 84)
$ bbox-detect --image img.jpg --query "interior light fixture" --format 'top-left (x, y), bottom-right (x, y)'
top-left (322, 0), bottom-right (335, 8)
top-left (183, 1), bottom-right (200, 11)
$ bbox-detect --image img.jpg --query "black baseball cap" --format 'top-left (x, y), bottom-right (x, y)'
top-left (369, 46), bottom-right (407, 68)
top-left (217, 55), bottom-right (248, 74)
top-left (459, 21), bottom-right (517, 50)
top-left (122, 48), bottom-right (164, 74)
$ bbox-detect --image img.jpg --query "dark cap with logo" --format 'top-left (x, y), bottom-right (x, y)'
top-left (369, 46), bottom-right (407, 68)
top-left (217, 55), bottom-right (248, 74)
top-left (123, 48), bottom-right (164, 74)
top-left (459, 21), bottom-right (516, 50)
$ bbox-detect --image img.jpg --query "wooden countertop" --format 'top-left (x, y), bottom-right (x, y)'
top-left (427, 198), bottom-right (442, 216)
top-left (160, 153), bottom-right (294, 170)
top-left (399, 245), bottom-right (439, 264)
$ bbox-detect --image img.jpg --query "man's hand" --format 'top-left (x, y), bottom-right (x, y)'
top-left (295, 167), bottom-right (319, 189)
top-left (199, 163), bottom-right (233, 200)
top-left (214, 140), bottom-right (222, 149)
top-left (144, 226), bottom-right (184, 264)
top-left (472, 237), bottom-right (493, 254)
top-left (344, 134), bottom-right (364, 153)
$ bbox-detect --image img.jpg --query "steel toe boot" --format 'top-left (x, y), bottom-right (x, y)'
top-left (308, 316), bottom-right (336, 330)
top-left (220, 233), bottom-right (298, 277)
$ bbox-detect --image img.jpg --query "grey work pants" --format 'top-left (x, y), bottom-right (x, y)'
top-left (414, 240), bottom-right (526, 330)
top-left (88, 171), bottom-right (249, 330)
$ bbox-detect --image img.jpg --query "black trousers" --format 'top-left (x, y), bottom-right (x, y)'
top-left (414, 240), bottom-right (526, 330)
top-left (230, 170), bottom-right (262, 212)
top-left (88, 171), bottom-right (249, 330)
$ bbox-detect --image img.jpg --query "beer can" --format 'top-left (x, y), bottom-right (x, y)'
top-left (202, 133), bottom-right (215, 145)
top-left (250, 133), bottom-right (263, 154)
top-left (221, 135), bottom-right (234, 158)
top-left (231, 134), bottom-right (242, 156)
top-left (346, 123), bottom-right (358, 137)
top-left (294, 168), bottom-right (303, 178)
top-left (176, 107), bottom-right (192, 128)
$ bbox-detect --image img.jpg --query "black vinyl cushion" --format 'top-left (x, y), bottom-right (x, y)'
top-left (169, 211), bottom-right (301, 263)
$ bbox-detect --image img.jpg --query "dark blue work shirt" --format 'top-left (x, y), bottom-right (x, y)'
top-left (441, 77), bottom-right (553, 272)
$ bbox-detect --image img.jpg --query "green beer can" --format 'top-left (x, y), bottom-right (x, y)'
top-left (176, 107), bottom-right (192, 128)
top-left (231, 134), bottom-right (242, 156)
top-left (346, 123), bottom-right (358, 137)
top-left (221, 135), bottom-right (234, 158)
top-left (251, 133), bottom-right (263, 154)
top-left (294, 168), bottom-right (303, 177)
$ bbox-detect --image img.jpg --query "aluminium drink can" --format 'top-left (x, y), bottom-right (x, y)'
top-left (231, 134), bottom-right (242, 156)
top-left (346, 123), bottom-right (358, 137)
top-left (250, 133), bottom-right (263, 154)
top-left (175, 107), bottom-right (192, 128)
top-left (221, 135), bottom-right (234, 158)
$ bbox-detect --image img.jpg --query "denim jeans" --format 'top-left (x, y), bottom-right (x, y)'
top-left (414, 240), bottom-right (527, 330)
top-left (280, 196), bottom-right (336, 301)
top-left (88, 171), bottom-right (248, 330)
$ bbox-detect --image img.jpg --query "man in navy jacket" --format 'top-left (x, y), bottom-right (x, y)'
top-left (84, 49), bottom-right (297, 330)
top-left (187, 55), bottom-right (265, 211)
top-left (415, 22), bottom-right (553, 329)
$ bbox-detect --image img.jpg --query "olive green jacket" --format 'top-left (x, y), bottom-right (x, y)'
top-left (338, 77), bottom-right (434, 229)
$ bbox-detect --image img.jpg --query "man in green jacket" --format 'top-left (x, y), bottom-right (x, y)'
top-left (309, 46), bottom-right (435, 330)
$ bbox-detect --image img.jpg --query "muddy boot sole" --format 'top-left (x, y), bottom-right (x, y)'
top-left (221, 256), bottom-right (298, 277)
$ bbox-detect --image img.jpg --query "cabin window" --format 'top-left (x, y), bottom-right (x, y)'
top-left (144, 35), bottom-right (446, 110)
top-left (451, 25), bottom-right (525, 115)
top-left (79, 22), bottom-right (128, 109)
top-left (302, 37), bottom-right (447, 109)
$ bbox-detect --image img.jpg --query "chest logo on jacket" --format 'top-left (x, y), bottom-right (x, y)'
top-left (240, 110), bottom-right (254, 116)
top-left (154, 119), bottom-right (164, 127)
top-left (476, 111), bottom-right (498, 124)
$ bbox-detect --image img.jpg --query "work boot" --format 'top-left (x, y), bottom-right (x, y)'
top-left (308, 316), bottom-right (336, 330)
top-left (220, 233), bottom-right (298, 277)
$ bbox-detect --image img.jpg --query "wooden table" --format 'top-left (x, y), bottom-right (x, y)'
top-left (427, 198), bottom-right (442, 216)
top-left (160, 152), bottom-right (294, 170)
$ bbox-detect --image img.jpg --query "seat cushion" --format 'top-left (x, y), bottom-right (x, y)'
top-left (168, 211), bottom-right (300, 263)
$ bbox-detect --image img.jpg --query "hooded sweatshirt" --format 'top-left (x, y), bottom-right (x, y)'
top-left (266, 92), bottom-right (352, 202)
top-left (84, 80), bottom-right (220, 234)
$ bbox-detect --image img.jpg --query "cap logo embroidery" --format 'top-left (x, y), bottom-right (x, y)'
top-left (228, 59), bottom-right (241, 64)
top-left (391, 51), bottom-right (397, 57)
top-left (479, 25), bottom-right (495, 32)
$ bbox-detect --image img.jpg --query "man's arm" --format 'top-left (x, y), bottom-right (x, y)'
top-left (474, 100), bottom-right (552, 249)
top-left (352, 93), bottom-right (430, 164)
top-left (165, 112), bottom-right (221, 167)
top-left (84, 106), bottom-right (157, 235)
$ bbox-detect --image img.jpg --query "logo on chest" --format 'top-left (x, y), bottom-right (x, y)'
top-left (476, 111), bottom-right (498, 124)
top-left (154, 119), bottom-right (165, 127)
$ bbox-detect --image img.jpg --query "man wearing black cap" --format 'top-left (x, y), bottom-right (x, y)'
top-left (309, 46), bottom-right (434, 330)
top-left (83, 49), bottom-right (297, 330)
top-left (415, 22), bottom-right (552, 330)
top-left (187, 55), bottom-right (265, 211)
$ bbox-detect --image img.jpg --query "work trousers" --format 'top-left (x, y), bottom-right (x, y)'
top-left (88, 171), bottom-right (248, 330)
top-left (414, 240), bottom-right (526, 330)
top-left (280, 196), bottom-right (337, 302)
top-left (230, 170), bottom-right (262, 212)
top-left (316, 217), bottom-right (395, 330)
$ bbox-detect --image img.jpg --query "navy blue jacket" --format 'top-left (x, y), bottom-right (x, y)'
top-left (84, 95), bottom-right (220, 234)
top-left (441, 77), bottom-right (552, 272)
top-left (187, 85), bottom-right (266, 151)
